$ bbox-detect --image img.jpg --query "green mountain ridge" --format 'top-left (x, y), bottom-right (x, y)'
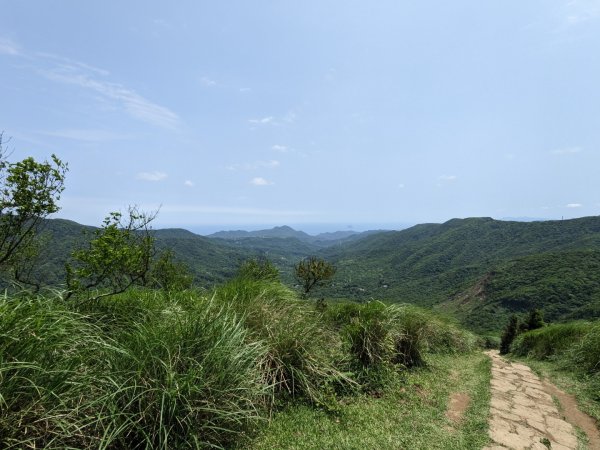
top-left (207, 225), bottom-right (384, 247)
top-left (9, 215), bottom-right (600, 332)
top-left (319, 216), bottom-right (600, 330)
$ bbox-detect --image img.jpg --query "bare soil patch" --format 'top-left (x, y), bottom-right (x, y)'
top-left (446, 392), bottom-right (471, 424)
top-left (543, 380), bottom-right (600, 449)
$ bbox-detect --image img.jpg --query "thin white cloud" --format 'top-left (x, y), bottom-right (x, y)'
top-left (272, 144), bottom-right (288, 152)
top-left (200, 76), bottom-right (217, 87)
top-left (248, 116), bottom-right (274, 125)
top-left (249, 111), bottom-right (298, 127)
top-left (398, 183), bottom-right (405, 189)
top-left (1, 38), bottom-right (177, 129)
top-left (0, 37), bottom-right (20, 55)
top-left (137, 171), bottom-right (168, 182)
top-left (43, 70), bottom-right (179, 129)
top-left (439, 175), bottom-right (458, 182)
top-left (251, 177), bottom-right (274, 186)
top-left (228, 160), bottom-right (280, 171)
top-left (564, 0), bottom-right (600, 26)
top-left (41, 129), bottom-right (133, 142)
top-left (239, 87), bottom-right (251, 93)
top-left (36, 52), bottom-right (110, 76)
top-left (566, 203), bottom-right (583, 208)
top-left (552, 146), bottom-right (582, 154)
top-left (184, 180), bottom-right (195, 187)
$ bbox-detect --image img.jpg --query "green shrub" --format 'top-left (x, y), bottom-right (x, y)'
top-left (212, 279), bottom-right (351, 406)
top-left (482, 335), bottom-right (501, 349)
top-left (512, 322), bottom-right (591, 360)
top-left (325, 302), bottom-right (478, 373)
top-left (388, 305), bottom-right (479, 366)
top-left (567, 322), bottom-right (600, 374)
top-left (340, 302), bottom-right (394, 368)
top-left (500, 315), bottom-right (519, 355)
top-left (237, 257), bottom-right (280, 282)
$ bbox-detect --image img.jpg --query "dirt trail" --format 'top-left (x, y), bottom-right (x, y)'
top-left (484, 350), bottom-right (598, 450)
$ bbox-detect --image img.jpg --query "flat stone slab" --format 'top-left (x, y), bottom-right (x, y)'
top-left (483, 351), bottom-right (579, 450)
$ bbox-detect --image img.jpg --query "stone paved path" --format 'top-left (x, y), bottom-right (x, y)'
top-left (484, 350), bottom-right (579, 450)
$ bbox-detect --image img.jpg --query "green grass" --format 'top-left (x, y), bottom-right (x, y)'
top-left (0, 289), bottom-right (268, 448)
top-left (247, 352), bottom-right (491, 450)
top-left (511, 321), bottom-right (591, 359)
top-left (0, 281), bottom-right (489, 448)
top-left (510, 321), bottom-right (600, 424)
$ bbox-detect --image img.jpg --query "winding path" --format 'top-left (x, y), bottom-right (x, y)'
top-left (484, 350), bottom-right (580, 450)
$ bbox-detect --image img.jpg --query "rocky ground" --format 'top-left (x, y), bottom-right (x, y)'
top-left (484, 350), bottom-right (599, 450)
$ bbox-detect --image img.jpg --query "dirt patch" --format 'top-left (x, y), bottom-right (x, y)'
top-left (446, 392), bottom-right (471, 424)
top-left (543, 380), bottom-right (600, 449)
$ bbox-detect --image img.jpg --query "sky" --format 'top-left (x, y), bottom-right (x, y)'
top-left (1, 1), bottom-right (599, 234)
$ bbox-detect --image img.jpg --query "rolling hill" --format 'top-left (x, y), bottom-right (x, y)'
top-left (7, 215), bottom-right (600, 332)
top-left (318, 216), bottom-right (600, 330)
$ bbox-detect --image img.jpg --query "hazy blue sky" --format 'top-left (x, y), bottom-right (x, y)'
top-left (1, 1), bottom-right (599, 233)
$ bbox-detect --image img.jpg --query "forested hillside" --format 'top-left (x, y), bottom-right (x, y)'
top-left (15, 215), bottom-right (600, 331)
top-left (319, 216), bottom-right (600, 329)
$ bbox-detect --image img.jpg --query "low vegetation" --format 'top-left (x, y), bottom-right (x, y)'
top-left (509, 321), bottom-right (600, 422)
top-left (0, 276), bottom-right (483, 448)
top-left (249, 352), bottom-right (492, 450)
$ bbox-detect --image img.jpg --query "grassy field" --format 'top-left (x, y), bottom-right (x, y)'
top-left (247, 352), bottom-right (491, 450)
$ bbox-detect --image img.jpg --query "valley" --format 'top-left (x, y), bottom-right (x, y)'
top-left (25, 215), bottom-right (600, 333)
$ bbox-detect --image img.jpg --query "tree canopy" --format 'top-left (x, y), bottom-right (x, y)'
top-left (294, 256), bottom-right (336, 298)
top-left (0, 133), bottom-right (68, 285)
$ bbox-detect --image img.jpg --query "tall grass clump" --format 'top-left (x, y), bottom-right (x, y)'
top-left (0, 290), bottom-right (270, 449)
top-left (211, 278), bottom-right (350, 407)
top-left (388, 305), bottom-right (479, 367)
top-left (0, 293), bottom-right (109, 448)
top-left (96, 292), bottom-right (267, 449)
top-left (567, 322), bottom-right (600, 375)
top-left (325, 301), bottom-right (394, 369)
top-left (511, 321), bottom-right (591, 360)
top-left (325, 302), bottom-right (479, 376)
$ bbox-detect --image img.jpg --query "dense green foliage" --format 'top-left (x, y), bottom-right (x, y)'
top-left (322, 217), bottom-right (600, 312)
top-left (0, 278), bottom-right (480, 448)
top-left (148, 249), bottom-right (194, 291)
top-left (65, 209), bottom-right (156, 300)
top-left (0, 137), bottom-right (67, 286)
top-left (5, 215), bottom-right (600, 331)
top-left (450, 250), bottom-right (600, 331)
top-left (236, 257), bottom-right (280, 282)
top-left (499, 315), bottom-right (519, 355)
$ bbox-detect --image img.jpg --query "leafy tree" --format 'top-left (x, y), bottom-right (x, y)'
top-left (237, 257), bottom-right (279, 282)
top-left (525, 308), bottom-right (545, 331)
top-left (500, 314), bottom-right (519, 355)
top-left (149, 249), bottom-right (193, 291)
top-left (0, 133), bottom-right (67, 278)
top-left (294, 256), bottom-right (336, 298)
top-left (65, 207), bottom-right (156, 301)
